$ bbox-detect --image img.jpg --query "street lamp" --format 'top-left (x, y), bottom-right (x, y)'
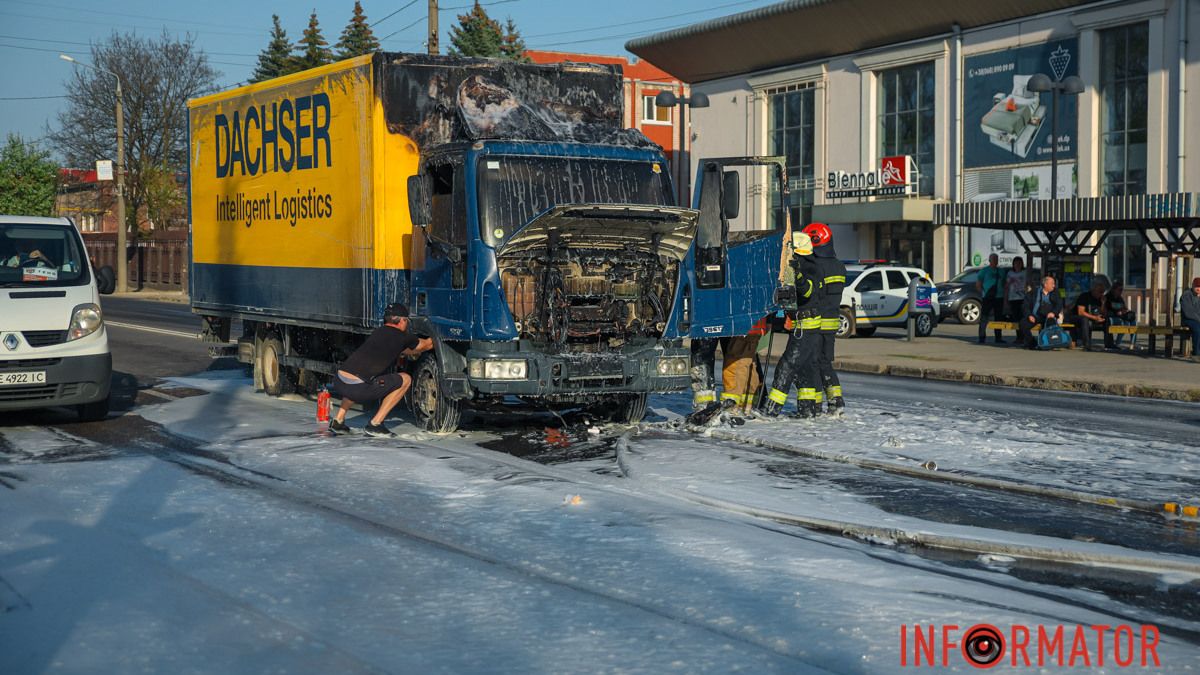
top-left (61, 54), bottom-right (127, 293)
top-left (1026, 73), bottom-right (1084, 200)
top-left (656, 89), bottom-right (710, 205)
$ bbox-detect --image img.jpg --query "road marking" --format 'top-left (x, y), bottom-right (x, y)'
top-left (0, 426), bottom-right (97, 459)
top-left (106, 320), bottom-right (197, 340)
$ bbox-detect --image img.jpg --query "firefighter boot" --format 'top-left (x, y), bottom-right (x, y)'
top-left (827, 396), bottom-right (846, 417)
top-left (761, 389), bottom-right (788, 417)
top-left (792, 400), bottom-right (818, 419)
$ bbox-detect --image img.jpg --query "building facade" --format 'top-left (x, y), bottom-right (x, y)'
top-left (525, 50), bottom-right (692, 202)
top-left (628, 0), bottom-right (1200, 288)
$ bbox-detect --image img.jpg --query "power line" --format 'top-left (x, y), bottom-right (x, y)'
top-left (441, 0), bottom-right (521, 10)
top-left (0, 34), bottom-right (92, 46)
top-left (524, 0), bottom-right (765, 39)
top-left (372, 0), bottom-right (422, 28)
top-left (0, 10), bottom-right (261, 39)
top-left (5, 0), bottom-right (263, 34)
top-left (0, 42), bottom-right (88, 55)
top-left (0, 95), bottom-right (69, 100)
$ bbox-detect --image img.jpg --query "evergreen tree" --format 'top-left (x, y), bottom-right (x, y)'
top-left (500, 18), bottom-right (529, 62)
top-left (251, 15), bottom-right (295, 82)
top-left (294, 10), bottom-right (334, 71)
top-left (0, 134), bottom-right (58, 217)
top-left (336, 1), bottom-right (380, 59)
top-left (448, 2), bottom-right (504, 58)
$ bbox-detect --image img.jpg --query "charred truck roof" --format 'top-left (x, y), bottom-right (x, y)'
top-left (373, 52), bottom-right (657, 151)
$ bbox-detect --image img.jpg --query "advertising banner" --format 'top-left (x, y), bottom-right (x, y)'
top-left (963, 38), bottom-right (1078, 169)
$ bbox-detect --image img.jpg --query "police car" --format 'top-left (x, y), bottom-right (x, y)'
top-left (838, 261), bottom-right (940, 338)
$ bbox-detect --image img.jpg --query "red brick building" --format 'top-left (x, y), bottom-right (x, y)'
top-left (526, 50), bottom-right (692, 202)
top-left (56, 168), bottom-right (118, 233)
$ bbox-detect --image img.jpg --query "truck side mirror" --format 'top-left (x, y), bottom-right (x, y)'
top-left (407, 175), bottom-right (430, 228)
top-left (721, 170), bottom-right (740, 220)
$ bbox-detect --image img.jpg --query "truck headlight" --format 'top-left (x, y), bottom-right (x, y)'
top-left (469, 358), bottom-right (528, 380)
top-left (68, 303), bottom-right (103, 341)
top-left (656, 357), bottom-right (688, 376)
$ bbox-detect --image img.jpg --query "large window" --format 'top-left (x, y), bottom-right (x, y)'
top-left (877, 62), bottom-right (935, 196)
top-left (1100, 22), bottom-right (1149, 287)
top-left (641, 95), bottom-right (671, 124)
top-left (767, 84), bottom-right (815, 229)
top-left (876, 222), bottom-right (933, 272)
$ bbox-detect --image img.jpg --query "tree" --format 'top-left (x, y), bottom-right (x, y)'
top-left (252, 15), bottom-right (297, 82)
top-left (448, 2), bottom-right (504, 58)
top-left (142, 163), bottom-right (184, 232)
top-left (0, 134), bottom-right (58, 217)
top-left (500, 18), bottom-right (529, 62)
top-left (49, 32), bottom-right (219, 239)
top-left (335, 1), bottom-right (380, 59)
top-left (294, 10), bottom-right (334, 71)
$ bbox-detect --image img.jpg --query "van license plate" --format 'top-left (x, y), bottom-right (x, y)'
top-left (0, 371), bottom-right (47, 386)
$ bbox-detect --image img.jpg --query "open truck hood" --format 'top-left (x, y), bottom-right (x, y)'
top-left (496, 204), bottom-right (698, 261)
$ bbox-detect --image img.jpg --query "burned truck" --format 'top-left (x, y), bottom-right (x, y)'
top-left (189, 52), bottom-right (782, 432)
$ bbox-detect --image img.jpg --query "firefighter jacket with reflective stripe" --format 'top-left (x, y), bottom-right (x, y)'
top-left (790, 253), bottom-right (821, 320)
top-left (813, 248), bottom-right (846, 330)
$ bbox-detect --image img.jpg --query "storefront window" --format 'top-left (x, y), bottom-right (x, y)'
top-left (877, 62), bottom-right (935, 196)
top-left (767, 85), bottom-right (814, 229)
top-left (1100, 22), bottom-right (1148, 288)
top-left (876, 222), bottom-right (933, 272)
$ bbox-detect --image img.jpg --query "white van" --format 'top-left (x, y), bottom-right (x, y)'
top-left (0, 216), bottom-right (111, 420)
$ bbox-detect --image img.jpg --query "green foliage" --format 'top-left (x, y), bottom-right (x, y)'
top-left (252, 15), bottom-right (298, 82)
top-left (142, 163), bottom-right (184, 230)
top-left (294, 10), bottom-right (334, 71)
top-left (0, 134), bottom-right (58, 217)
top-left (448, 2), bottom-right (504, 58)
top-left (336, 1), bottom-right (380, 59)
top-left (500, 18), bottom-right (529, 62)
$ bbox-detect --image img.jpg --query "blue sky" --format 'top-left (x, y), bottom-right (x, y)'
top-left (0, 0), bottom-right (776, 156)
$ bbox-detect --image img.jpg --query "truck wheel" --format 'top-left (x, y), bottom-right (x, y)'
top-left (612, 393), bottom-right (648, 425)
top-left (915, 313), bottom-right (935, 337)
top-left (77, 395), bottom-right (110, 422)
top-left (411, 354), bottom-right (462, 433)
top-left (837, 308), bottom-right (855, 338)
top-left (260, 335), bottom-right (294, 396)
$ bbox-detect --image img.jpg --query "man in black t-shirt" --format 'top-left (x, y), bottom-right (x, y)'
top-left (329, 303), bottom-right (433, 437)
top-left (1071, 281), bottom-right (1107, 351)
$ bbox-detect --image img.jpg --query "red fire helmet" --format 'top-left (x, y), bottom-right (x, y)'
top-left (802, 222), bottom-right (832, 247)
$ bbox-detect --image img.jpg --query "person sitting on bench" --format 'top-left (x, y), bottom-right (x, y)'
top-left (1071, 280), bottom-right (1107, 351)
top-left (1181, 276), bottom-right (1200, 362)
top-left (1104, 281), bottom-right (1136, 349)
top-left (1020, 275), bottom-right (1063, 350)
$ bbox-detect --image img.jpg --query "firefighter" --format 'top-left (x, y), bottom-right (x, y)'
top-left (690, 338), bottom-right (719, 410)
top-left (762, 232), bottom-right (823, 418)
top-left (804, 222), bottom-right (847, 415)
top-left (720, 316), bottom-right (768, 415)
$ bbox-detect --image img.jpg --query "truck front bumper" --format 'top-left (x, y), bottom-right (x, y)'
top-left (0, 352), bottom-right (112, 412)
top-left (462, 342), bottom-right (690, 398)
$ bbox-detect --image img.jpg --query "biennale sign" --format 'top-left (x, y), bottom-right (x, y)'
top-left (963, 39), bottom-right (1079, 169)
top-left (827, 155), bottom-right (917, 199)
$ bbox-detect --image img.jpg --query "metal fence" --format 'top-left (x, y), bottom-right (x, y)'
top-left (83, 235), bottom-right (188, 291)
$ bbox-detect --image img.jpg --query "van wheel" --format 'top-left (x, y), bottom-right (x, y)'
top-left (611, 393), bottom-right (648, 425)
top-left (915, 313), bottom-right (935, 337)
top-left (837, 308), bottom-right (855, 338)
top-left (97, 266), bottom-right (116, 294)
top-left (411, 354), bottom-right (462, 433)
top-left (260, 335), bottom-right (294, 396)
top-left (77, 395), bottom-right (110, 422)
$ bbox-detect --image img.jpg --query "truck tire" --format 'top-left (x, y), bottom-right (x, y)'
top-left (612, 393), bottom-right (648, 425)
top-left (259, 335), bottom-right (294, 397)
top-left (410, 354), bottom-right (462, 433)
top-left (77, 395), bottom-right (110, 422)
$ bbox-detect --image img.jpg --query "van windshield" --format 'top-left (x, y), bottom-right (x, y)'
top-left (0, 223), bottom-right (90, 288)
top-left (476, 155), bottom-right (672, 247)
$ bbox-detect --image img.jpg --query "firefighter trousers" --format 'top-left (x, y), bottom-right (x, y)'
top-left (690, 338), bottom-right (719, 408)
top-left (720, 334), bottom-right (761, 408)
top-left (818, 330), bottom-right (843, 402)
top-left (766, 322), bottom-right (822, 408)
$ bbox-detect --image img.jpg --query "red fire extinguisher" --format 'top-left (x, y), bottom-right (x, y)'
top-left (316, 389), bottom-right (331, 422)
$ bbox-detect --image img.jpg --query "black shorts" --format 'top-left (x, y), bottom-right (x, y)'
top-left (332, 373), bottom-right (408, 403)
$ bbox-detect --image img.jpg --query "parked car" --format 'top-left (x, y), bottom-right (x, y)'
top-left (935, 266), bottom-right (984, 325)
top-left (838, 263), bottom-right (940, 338)
top-left (0, 215), bottom-right (111, 420)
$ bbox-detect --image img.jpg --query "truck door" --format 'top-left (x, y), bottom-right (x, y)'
top-left (412, 159), bottom-right (472, 339)
top-left (685, 157), bottom-right (788, 338)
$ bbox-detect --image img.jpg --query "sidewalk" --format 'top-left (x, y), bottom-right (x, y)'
top-left (769, 322), bottom-right (1200, 402)
top-left (107, 289), bottom-right (189, 304)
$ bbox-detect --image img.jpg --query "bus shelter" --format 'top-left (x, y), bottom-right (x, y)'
top-left (934, 193), bottom-right (1200, 334)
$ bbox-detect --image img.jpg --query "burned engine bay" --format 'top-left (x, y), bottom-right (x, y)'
top-left (500, 241), bottom-right (678, 351)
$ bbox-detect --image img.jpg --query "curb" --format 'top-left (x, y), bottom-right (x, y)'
top-left (108, 292), bottom-right (190, 305)
top-left (834, 358), bottom-right (1200, 403)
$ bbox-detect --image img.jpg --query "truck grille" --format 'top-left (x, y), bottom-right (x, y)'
top-left (22, 331), bottom-right (67, 348)
top-left (0, 382), bottom-right (80, 402)
top-left (0, 358), bottom-right (61, 371)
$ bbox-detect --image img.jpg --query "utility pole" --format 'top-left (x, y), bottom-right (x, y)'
top-left (61, 54), bottom-right (127, 293)
top-left (427, 0), bottom-right (439, 55)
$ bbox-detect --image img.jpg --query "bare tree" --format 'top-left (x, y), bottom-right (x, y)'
top-left (49, 32), bottom-right (219, 238)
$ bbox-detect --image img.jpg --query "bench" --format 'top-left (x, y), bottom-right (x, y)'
top-left (985, 321), bottom-right (1075, 332)
top-left (1106, 325), bottom-right (1194, 357)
